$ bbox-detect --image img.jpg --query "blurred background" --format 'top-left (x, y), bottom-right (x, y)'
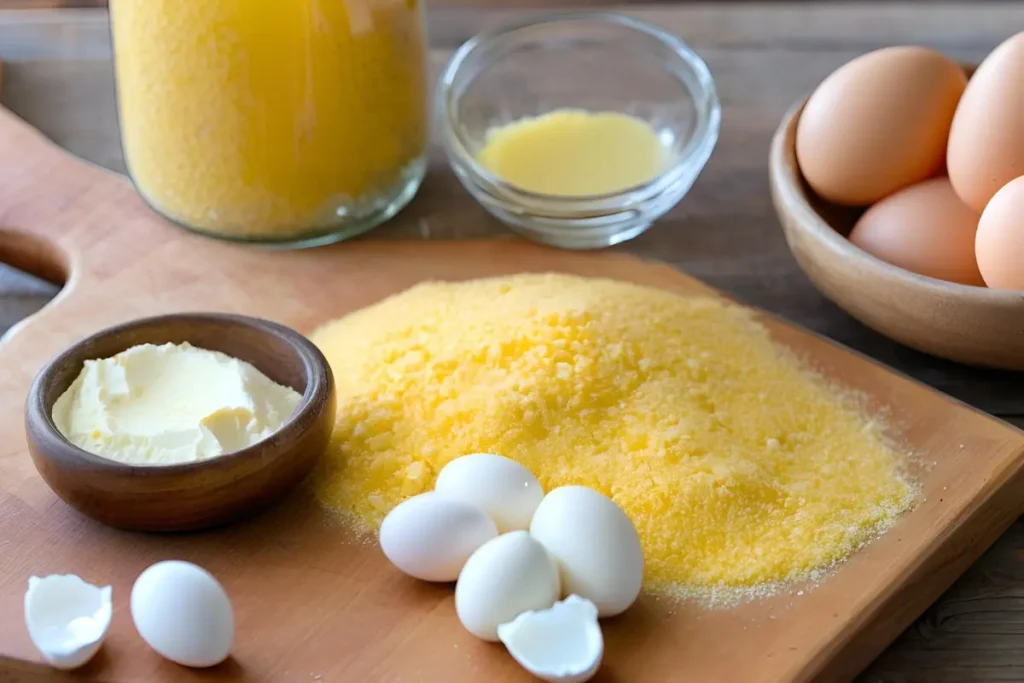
top-left (0, 0), bottom-right (847, 6)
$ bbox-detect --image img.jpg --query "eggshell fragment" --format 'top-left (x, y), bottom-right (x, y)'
top-left (529, 486), bottom-right (644, 618)
top-left (947, 32), bottom-right (1024, 212)
top-left (131, 560), bottom-right (234, 668)
top-left (435, 453), bottom-right (544, 532)
top-left (796, 46), bottom-right (966, 206)
top-left (380, 491), bottom-right (498, 582)
top-left (497, 595), bottom-right (603, 683)
top-left (24, 574), bottom-right (112, 670)
top-left (976, 176), bottom-right (1024, 290)
top-left (455, 531), bottom-right (561, 641)
top-left (848, 177), bottom-right (984, 285)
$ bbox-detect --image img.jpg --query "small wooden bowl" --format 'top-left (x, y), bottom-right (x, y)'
top-left (25, 313), bottom-right (336, 532)
top-left (768, 84), bottom-right (1024, 371)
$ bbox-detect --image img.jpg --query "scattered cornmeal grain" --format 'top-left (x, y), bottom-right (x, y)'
top-left (310, 274), bottom-right (917, 596)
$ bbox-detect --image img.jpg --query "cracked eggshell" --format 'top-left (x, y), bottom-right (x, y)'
top-left (455, 530), bottom-right (561, 641)
top-left (24, 574), bottom-right (113, 670)
top-left (498, 595), bottom-right (603, 683)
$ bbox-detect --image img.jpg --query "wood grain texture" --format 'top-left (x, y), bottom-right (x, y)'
top-left (1, 5), bottom-right (1024, 682)
top-left (25, 313), bottom-right (336, 532)
top-left (0, 101), bottom-right (1023, 682)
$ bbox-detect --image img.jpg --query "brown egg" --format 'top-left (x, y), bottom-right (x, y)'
top-left (848, 177), bottom-right (984, 286)
top-left (947, 32), bottom-right (1024, 212)
top-left (796, 46), bottom-right (966, 206)
top-left (975, 176), bottom-right (1024, 290)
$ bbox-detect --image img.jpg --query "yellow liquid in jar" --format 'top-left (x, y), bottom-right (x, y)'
top-left (476, 109), bottom-right (669, 197)
top-left (110, 0), bottom-right (429, 240)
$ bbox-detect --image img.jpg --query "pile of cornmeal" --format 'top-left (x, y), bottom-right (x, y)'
top-left (310, 274), bottom-right (917, 596)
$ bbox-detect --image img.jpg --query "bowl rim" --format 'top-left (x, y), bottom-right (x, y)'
top-left (436, 10), bottom-right (722, 211)
top-left (770, 85), bottom-right (1022, 307)
top-left (25, 312), bottom-right (332, 477)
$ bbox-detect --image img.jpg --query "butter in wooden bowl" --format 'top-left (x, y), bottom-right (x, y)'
top-left (25, 313), bottom-right (334, 531)
top-left (52, 342), bottom-right (301, 466)
top-left (309, 274), bottom-right (918, 603)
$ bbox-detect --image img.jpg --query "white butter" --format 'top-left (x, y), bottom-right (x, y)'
top-left (52, 342), bottom-right (302, 465)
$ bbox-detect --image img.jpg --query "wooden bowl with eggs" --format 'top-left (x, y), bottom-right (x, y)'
top-left (769, 59), bottom-right (1024, 371)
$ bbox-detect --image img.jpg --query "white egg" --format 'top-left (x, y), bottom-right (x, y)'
top-left (379, 491), bottom-right (498, 582)
top-left (455, 531), bottom-right (561, 641)
top-left (498, 595), bottom-right (603, 683)
top-left (130, 560), bottom-right (234, 668)
top-left (434, 453), bottom-right (544, 532)
top-left (529, 486), bottom-right (643, 618)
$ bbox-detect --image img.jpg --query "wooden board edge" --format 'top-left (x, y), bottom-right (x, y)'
top-left (802, 440), bottom-right (1024, 682)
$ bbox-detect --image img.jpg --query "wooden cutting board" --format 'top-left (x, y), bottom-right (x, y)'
top-left (1, 105), bottom-right (1023, 683)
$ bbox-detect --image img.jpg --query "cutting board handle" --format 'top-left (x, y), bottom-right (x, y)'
top-left (0, 105), bottom-right (160, 287)
top-left (0, 227), bottom-right (65, 286)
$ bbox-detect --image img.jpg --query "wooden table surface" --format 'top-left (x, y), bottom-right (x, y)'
top-left (0, 4), bottom-right (1022, 682)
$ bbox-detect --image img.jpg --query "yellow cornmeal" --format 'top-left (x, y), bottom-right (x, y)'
top-left (109, 0), bottom-right (427, 238)
top-left (310, 274), bottom-right (917, 592)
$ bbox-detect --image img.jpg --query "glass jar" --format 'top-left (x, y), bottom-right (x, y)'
top-left (109, 0), bottom-right (429, 248)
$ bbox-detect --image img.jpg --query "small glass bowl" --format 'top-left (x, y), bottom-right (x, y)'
top-left (437, 12), bottom-right (721, 250)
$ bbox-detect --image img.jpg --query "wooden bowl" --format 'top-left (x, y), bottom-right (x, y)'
top-left (24, 313), bottom-right (335, 532)
top-left (768, 85), bottom-right (1024, 371)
